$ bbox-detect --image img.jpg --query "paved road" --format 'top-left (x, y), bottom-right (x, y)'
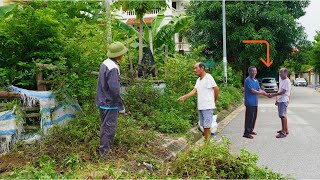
top-left (215, 86), bottom-right (320, 178)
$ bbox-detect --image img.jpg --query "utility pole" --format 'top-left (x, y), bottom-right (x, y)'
top-left (222, 0), bottom-right (227, 86)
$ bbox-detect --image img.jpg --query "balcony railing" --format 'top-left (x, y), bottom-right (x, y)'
top-left (125, 8), bottom-right (161, 16)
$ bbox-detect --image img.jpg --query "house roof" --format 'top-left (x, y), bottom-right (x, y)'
top-left (126, 17), bottom-right (154, 25)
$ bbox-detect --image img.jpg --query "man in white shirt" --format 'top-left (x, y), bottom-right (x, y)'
top-left (268, 68), bottom-right (291, 138)
top-left (178, 62), bottom-right (219, 141)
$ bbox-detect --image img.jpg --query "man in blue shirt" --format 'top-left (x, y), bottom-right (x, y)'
top-left (243, 66), bottom-right (267, 139)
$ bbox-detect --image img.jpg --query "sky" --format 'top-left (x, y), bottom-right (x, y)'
top-left (298, 0), bottom-right (320, 42)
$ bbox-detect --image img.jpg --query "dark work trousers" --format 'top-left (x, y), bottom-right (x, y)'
top-left (99, 109), bottom-right (119, 157)
top-left (244, 106), bottom-right (258, 135)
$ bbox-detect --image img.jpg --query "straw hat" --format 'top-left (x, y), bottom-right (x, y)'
top-left (107, 42), bottom-right (128, 58)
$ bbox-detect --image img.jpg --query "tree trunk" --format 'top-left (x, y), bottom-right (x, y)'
top-left (149, 29), bottom-right (153, 54)
top-left (104, 0), bottom-right (112, 45)
top-left (138, 15), bottom-right (143, 64)
top-left (164, 45), bottom-right (168, 78)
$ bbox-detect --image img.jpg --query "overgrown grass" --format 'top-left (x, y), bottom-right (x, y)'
top-left (160, 137), bottom-right (287, 179)
top-left (0, 105), bottom-right (161, 179)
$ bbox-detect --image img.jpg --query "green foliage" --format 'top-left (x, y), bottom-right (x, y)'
top-left (0, 5), bottom-right (64, 88)
top-left (211, 63), bottom-right (242, 88)
top-left (163, 137), bottom-right (284, 179)
top-left (48, 21), bottom-right (108, 103)
top-left (1, 104), bottom-right (158, 179)
top-left (165, 55), bottom-right (197, 94)
top-left (216, 86), bottom-right (242, 112)
top-left (153, 109), bottom-right (191, 133)
top-left (114, 11), bottom-right (193, 72)
top-left (283, 42), bottom-right (313, 73)
top-left (112, 1), bottom-right (167, 20)
top-left (113, 0), bottom-right (168, 65)
top-left (6, 155), bottom-right (59, 179)
top-left (0, 1), bottom-right (127, 104)
top-left (0, 3), bottom-right (17, 18)
top-left (115, 116), bottom-right (156, 147)
top-left (149, 13), bottom-right (194, 52)
top-left (124, 84), bottom-right (192, 133)
top-left (186, 1), bottom-right (310, 72)
top-left (124, 84), bottom-right (161, 118)
top-left (311, 32), bottom-right (320, 73)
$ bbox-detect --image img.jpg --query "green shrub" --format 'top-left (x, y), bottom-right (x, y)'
top-left (216, 86), bottom-right (243, 112)
top-left (211, 63), bottom-right (243, 88)
top-left (124, 84), bottom-right (194, 133)
top-left (115, 116), bottom-right (156, 147)
top-left (153, 110), bottom-right (192, 133)
top-left (163, 137), bottom-right (284, 179)
top-left (165, 55), bottom-right (197, 95)
top-left (156, 93), bottom-right (197, 124)
top-left (124, 84), bottom-right (161, 118)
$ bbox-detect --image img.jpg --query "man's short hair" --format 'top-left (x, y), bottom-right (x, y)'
top-left (281, 68), bottom-right (288, 74)
top-left (248, 66), bottom-right (256, 72)
top-left (199, 62), bottom-right (206, 70)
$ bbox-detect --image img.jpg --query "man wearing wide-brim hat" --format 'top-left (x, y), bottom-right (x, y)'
top-left (96, 41), bottom-right (128, 157)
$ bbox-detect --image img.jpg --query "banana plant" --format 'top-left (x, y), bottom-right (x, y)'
top-left (0, 3), bottom-right (17, 18)
top-left (116, 11), bottom-right (193, 53)
top-left (147, 13), bottom-right (194, 52)
top-left (113, 0), bottom-right (167, 64)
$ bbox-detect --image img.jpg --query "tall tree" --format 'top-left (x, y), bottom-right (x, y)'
top-left (113, 0), bottom-right (167, 64)
top-left (185, 0), bottom-right (310, 74)
top-left (311, 32), bottom-right (320, 73)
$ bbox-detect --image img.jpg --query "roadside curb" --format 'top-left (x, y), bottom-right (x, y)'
top-left (215, 104), bottom-right (245, 135)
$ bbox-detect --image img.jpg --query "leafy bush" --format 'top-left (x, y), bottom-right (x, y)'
top-left (124, 84), bottom-right (161, 118)
top-left (124, 84), bottom-right (193, 133)
top-left (165, 55), bottom-right (197, 95)
top-left (211, 63), bottom-right (243, 88)
top-left (216, 86), bottom-right (243, 112)
top-left (0, 5), bottom-right (64, 88)
top-left (163, 137), bottom-right (284, 179)
top-left (0, 2), bottom-right (129, 105)
top-left (153, 109), bottom-right (192, 133)
top-left (122, 55), bottom-right (243, 133)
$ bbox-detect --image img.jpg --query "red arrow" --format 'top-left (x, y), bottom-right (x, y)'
top-left (242, 40), bottom-right (273, 67)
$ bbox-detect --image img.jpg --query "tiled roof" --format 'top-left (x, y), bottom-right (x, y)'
top-left (126, 17), bottom-right (154, 25)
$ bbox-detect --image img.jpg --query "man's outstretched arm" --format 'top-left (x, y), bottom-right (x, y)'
top-left (178, 88), bottom-right (197, 102)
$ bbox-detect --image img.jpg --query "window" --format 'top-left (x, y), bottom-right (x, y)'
top-left (262, 78), bottom-right (276, 83)
top-left (178, 34), bottom-right (183, 43)
top-left (172, 2), bottom-right (177, 9)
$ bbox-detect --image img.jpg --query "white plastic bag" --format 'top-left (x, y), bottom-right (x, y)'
top-left (198, 114), bottom-right (218, 135)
